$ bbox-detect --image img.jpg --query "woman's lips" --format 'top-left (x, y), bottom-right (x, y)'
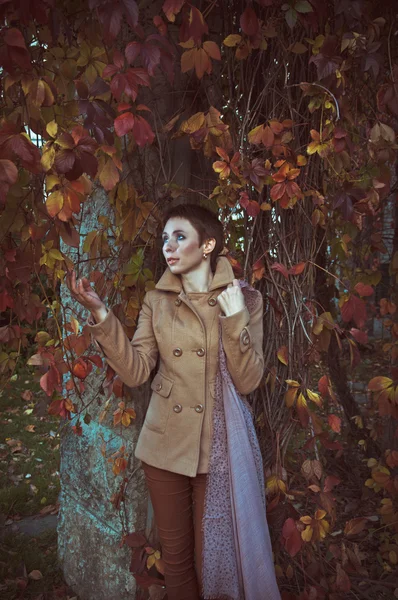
top-left (167, 258), bottom-right (179, 265)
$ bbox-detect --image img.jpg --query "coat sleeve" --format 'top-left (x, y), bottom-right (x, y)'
top-left (219, 291), bottom-right (264, 395)
top-left (86, 292), bottom-right (158, 388)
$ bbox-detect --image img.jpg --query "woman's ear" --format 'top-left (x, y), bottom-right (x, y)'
top-left (204, 237), bottom-right (216, 255)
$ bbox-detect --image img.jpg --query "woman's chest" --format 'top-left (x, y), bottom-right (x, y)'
top-left (152, 293), bottom-right (221, 358)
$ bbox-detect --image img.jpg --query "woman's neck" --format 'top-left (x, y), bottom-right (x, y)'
top-left (181, 263), bottom-right (213, 293)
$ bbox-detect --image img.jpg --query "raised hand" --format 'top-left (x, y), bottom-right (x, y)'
top-left (217, 278), bottom-right (245, 317)
top-left (66, 270), bottom-right (107, 322)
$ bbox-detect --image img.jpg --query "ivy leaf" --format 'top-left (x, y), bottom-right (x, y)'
top-left (285, 8), bottom-right (298, 28)
top-left (295, 0), bottom-right (313, 13)
top-left (240, 5), bottom-right (259, 36)
top-left (162, 0), bottom-right (185, 22)
top-left (328, 414), bottom-right (341, 433)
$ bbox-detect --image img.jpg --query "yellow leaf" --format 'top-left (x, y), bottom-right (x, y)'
top-left (290, 42), bottom-right (308, 54)
top-left (306, 389), bottom-right (322, 407)
top-left (180, 112), bottom-right (206, 134)
top-left (285, 387), bottom-right (298, 408)
top-left (223, 34), bottom-right (242, 47)
top-left (301, 525), bottom-right (313, 542)
top-left (315, 509), bottom-right (327, 520)
top-left (286, 379), bottom-right (300, 387)
top-left (277, 345), bottom-right (288, 365)
top-left (70, 317), bottom-right (79, 335)
top-left (147, 554), bottom-right (156, 569)
top-left (46, 174), bottom-right (60, 192)
top-left (248, 124), bottom-right (264, 145)
top-left (41, 145), bottom-right (55, 172)
top-left (297, 154), bottom-right (307, 166)
top-left (46, 120), bottom-right (58, 138)
top-left (46, 190), bottom-right (63, 217)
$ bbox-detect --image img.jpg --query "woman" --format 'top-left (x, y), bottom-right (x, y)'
top-left (66, 204), bottom-right (280, 600)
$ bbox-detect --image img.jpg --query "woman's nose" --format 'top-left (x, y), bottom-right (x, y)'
top-left (164, 240), bottom-right (175, 252)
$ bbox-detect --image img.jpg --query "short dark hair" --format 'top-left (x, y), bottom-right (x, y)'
top-left (163, 204), bottom-right (224, 272)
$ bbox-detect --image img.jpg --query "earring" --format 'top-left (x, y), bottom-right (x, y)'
top-left (203, 252), bottom-right (208, 260)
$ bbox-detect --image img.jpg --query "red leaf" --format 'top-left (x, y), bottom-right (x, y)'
top-left (87, 355), bottom-right (103, 368)
top-left (354, 282), bottom-right (374, 297)
top-left (240, 5), bottom-right (259, 36)
top-left (125, 41), bottom-right (141, 65)
top-left (270, 182), bottom-right (286, 201)
top-left (328, 414), bottom-right (341, 433)
top-left (114, 112), bottom-right (135, 137)
top-left (162, 0), bottom-right (185, 22)
top-left (336, 563), bottom-right (351, 592)
top-left (246, 200), bottom-right (260, 217)
top-left (323, 475), bottom-right (341, 493)
top-left (341, 295), bottom-right (367, 328)
top-left (120, 0), bottom-right (139, 28)
top-left (271, 262), bottom-right (289, 279)
top-left (4, 28), bottom-right (27, 49)
top-left (282, 518), bottom-right (302, 557)
top-left (132, 115), bottom-right (155, 147)
top-left (350, 328), bottom-right (368, 345)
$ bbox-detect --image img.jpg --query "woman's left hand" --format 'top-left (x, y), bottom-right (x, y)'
top-left (217, 279), bottom-right (246, 317)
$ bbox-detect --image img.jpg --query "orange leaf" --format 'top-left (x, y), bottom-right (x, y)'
top-left (181, 48), bottom-right (196, 73)
top-left (194, 47), bottom-right (211, 79)
top-left (328, 414), bottom-right (341, 433)
top-left (344, 517), bottom-right (368, 537)
top-left (288, 262), bottom-right (306, 275)
top-left (203, 41), bottom-right (221, 60)
top-left (368, 376), bottom-right (393, 391)
top-left (285, 386), bottom-right (298, 408)
top-left (262, 126), bottom-right (274, 148)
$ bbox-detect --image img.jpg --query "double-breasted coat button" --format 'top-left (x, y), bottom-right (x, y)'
top-left (173, 404), bottom-right (182, 413)
top-left (155, 383), bottom-right (162, 391)
top-left (208, 297), bottom-right (217, 306)
top-left (173, 348), bottom-right (183, 357)
top-left (194, 404), bottom-right (204, 413)
top-left (175, 298), bottom-right (182, 306)
top-left (196, 347), bottom-right (205, 357)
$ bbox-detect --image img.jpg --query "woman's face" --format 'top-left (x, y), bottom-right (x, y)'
top-left (162, 217), bottom-right (208, 275)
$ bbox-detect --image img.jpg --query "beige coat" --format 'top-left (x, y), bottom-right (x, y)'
top-left (87, 256), bottom-right (264, 477)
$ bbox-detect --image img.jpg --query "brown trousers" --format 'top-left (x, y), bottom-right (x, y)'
top-left (142, 462), bottom-right (207, 600)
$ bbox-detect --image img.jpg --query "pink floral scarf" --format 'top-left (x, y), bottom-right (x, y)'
top-left (202, 283), bottom-right (281, 600)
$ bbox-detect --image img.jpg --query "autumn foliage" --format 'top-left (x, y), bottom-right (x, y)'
top-left (1, 0), bottom-right (397, 596)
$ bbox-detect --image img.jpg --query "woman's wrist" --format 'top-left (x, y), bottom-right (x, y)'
top-left (91, 305), bottom-right (108, 324)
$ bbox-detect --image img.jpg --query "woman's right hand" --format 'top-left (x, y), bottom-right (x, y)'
top-left (66, 270), bottom-right (107, 322)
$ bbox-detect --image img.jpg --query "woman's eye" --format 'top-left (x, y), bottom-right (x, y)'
top-left (162, 238), bottom-right (168, 244)
top-left (177, 235), bottom-right (185, 241)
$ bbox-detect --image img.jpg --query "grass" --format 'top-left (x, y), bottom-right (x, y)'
top-left (0, 366), bottom-right (78, 598)
top-left (0, 529), bottom-right (75, 599)
top-left (0, 366), bottom-right (60, 519)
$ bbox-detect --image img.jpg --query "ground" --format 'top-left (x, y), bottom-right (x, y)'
top-left (0, 365), bottom-right (77, 600)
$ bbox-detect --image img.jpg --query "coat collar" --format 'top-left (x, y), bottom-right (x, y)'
top-left (155, 256), bottom-right (235, 294)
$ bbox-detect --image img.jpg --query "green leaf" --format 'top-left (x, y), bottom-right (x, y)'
top-left (295, 0), bottom-right (313, 13)
top-left (285, 7), bottom-right (297, 28)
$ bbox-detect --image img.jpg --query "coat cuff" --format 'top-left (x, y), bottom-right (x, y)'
top-left (85, 309), bottom-right (120, 354)
top-left (219, 307), bottom-right (250, 341)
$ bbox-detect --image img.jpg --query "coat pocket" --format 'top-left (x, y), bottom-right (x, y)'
top-left (144, 372), bottom-right (174, 434)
